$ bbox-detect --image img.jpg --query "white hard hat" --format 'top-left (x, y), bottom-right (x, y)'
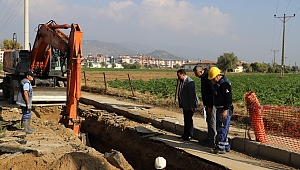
top-left (155, 156), bottom-right (166, 169)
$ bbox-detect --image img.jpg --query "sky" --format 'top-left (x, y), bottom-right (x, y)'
top-left (0, 0), bottom-right (300, 66)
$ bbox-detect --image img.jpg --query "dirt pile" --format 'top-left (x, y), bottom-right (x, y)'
top-left (0, 105), bottom-right (130, 170)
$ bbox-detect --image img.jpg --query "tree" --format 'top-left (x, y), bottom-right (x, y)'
top-left (250, 62), bottom-right (268, 73)
top-left (216, 52), bottom-right (238, 74)
top-left (100, 62), bottom-right (108, 68)
top-left (122, 63), bottom-right (131, 69)
top-left (132, 62), bottom-right (142, 69)
top-left (0, 39), bottom-right (23, 49)
top-left (173, 64), bottom-right (181, 69)
top-left (268, 66), bottom-right (275, 73)
top-left (120, 62), bottom-right (142, 69)
top-left (242, 63), bottom-right (252, 72)
top-left (274, 65), bottom-right (282, 73)
top-left (149, 64), bottom-right (158, 69)
top-left (284, 66), bottom-right (291, 73)
top-left (291, 66), bottom-right (299, 73)
top-left (111, 62), bottom-right (116, 68)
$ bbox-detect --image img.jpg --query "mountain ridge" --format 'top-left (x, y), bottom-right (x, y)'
top-left (82, 40), bottom-right (185, 60)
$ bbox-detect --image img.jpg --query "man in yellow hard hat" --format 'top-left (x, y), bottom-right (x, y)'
top-left (208, 67), bottom-right (233, 154)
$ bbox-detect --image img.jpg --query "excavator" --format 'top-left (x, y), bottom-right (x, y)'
top-left (2, 20), bottom-right (84, 135)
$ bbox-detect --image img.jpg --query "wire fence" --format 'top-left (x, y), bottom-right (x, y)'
top-left (244, 91), bottom-right (300, 153)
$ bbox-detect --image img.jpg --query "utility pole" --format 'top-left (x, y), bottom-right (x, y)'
top-left (271, 49), bottom-right (279, 67)
top-left (274, 14), bottom-right (295, 77)
top-left (24, 0), bottom-right (29, 50)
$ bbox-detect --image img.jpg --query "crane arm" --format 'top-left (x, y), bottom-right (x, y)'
top-left (30, 20), bottom-right (70, 74)
top-left (66, 23), bottom-right (84, 135)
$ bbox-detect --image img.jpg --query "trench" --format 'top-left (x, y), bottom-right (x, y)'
top-left (77, 106), bottom-right (227, 170)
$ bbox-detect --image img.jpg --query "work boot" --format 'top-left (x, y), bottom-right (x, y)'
top-left (26, 119), bottom-right (35, 132)
top-left (198, 139), bottom-right (215, 148)
top-left (20, 119), bottom-right (26, 130)
top-left (23, 119), bottom-right (33, 134)
top-left (210, 147), bottom-right (226, 154)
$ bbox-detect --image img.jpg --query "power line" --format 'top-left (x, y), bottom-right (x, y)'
top-left (0, 0), bottom-right (18, 25)
top-left (272, 0), bottom-right (280, 49)
top-left (284, 0), bottom-right (291, 13)
top-left (275, 0), bottom-right (279, 14)
top-left (275, 25), bottom-right (282, 49)
top-left (0, 0), bottom-right (9, 15)
top-left (295, 6), bottom-right (300, 14)
top-left (285, 17), bottom-right (294, 38)
top-left (0, 0), bottom-right (23, 32)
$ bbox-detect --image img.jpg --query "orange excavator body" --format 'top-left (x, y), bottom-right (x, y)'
top-left (30, 20), bottom-right (84, 135)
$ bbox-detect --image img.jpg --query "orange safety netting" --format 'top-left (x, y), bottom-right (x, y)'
top-left (244, 91), bottom-right (300, 153)
top-left (244, 91), bottom-right (267, 142)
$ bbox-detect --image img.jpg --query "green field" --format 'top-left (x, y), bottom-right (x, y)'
top-left (107, 73), bottom-right (300, 107)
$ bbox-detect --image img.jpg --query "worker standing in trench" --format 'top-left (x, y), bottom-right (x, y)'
top-left (208, 67), bottom-right (233, 154)
top-left (16, 71), bottom-right (36, 134)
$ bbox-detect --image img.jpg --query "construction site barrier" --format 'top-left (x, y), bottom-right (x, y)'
top-left (244, 91), bottom-right (300, 153)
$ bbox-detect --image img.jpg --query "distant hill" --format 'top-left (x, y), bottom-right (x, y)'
top-left (146, 50), bottom-right (183, 60)
top-left (82, 40), bottom-right (133, 57)
top-left (118, 42), bottom-right (154, 54)
top-left (82, 40), bottom-right (185, 60)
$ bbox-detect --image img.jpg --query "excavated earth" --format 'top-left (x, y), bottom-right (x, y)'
top-left (0, 104), bottom-right (122, 170)
top-left (0, 102), bottom-right (225, 170)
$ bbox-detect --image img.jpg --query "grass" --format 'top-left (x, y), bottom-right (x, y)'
top-left (0, 123), bottom-right (6, 138)
top-left (14, 122), bottom-right (22, 129)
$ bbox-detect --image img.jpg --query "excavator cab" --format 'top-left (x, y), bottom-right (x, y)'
top-left (48, 46), bottom-right (67, 77)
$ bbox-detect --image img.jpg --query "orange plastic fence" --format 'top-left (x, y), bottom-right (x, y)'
top-left (244, 91), bottom-right (300, 153)
top-left (244, 91), bottom-right (267, 142)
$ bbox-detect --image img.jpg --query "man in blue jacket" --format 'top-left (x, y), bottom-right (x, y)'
top-left (193, 66), bottom-right (216, 147)
top-left (208, 67), bottom-right (233, 154)
top-left (177, 69), bottom-right (198, 141)
top-left (16, 71), bottom-right (36, 134)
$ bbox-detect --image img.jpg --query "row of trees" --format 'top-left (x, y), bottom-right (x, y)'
top-left (0, 39), bottom-right (22, 49)
top-left (243, 62), bottom-right (298, 73)
top-left (216, 52), bottom-right (298, 73)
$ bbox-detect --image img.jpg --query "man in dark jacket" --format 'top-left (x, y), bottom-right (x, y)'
top-left (193, 66), bottom-right (216, 147)
top-left (177, 69), bottom-right (199, 141)
top-left (208, 67), bottom-right (233, 154)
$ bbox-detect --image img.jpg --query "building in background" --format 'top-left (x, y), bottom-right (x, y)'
top-left (183, 60), bottom-right (217, 71)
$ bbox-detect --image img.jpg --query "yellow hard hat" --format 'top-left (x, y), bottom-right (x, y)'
top-left (208, 67), bottom-right (221, 80)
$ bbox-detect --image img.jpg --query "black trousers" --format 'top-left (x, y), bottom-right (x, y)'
top-left (183, 109), bottom-right (194, 138)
